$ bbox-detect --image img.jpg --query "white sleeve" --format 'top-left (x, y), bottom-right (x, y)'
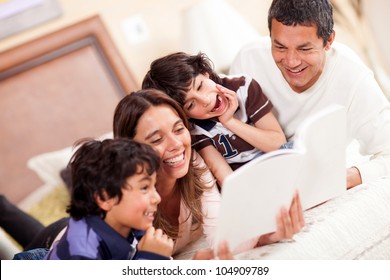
top-left (348, 74), bottom-right (390, 182)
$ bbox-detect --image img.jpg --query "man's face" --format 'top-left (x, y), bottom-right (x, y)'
top-left (270, 19), bottom-right (334, 93)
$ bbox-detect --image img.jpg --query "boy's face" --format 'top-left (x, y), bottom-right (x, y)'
top-left (184, 73), bottom-right (230, 120)
top-left (270, 19), bottom-right (334, 93)
top-left (103, 168), bottom-right (160, 238)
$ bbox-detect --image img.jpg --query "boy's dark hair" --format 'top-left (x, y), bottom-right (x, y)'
top-left (66, 138), bottom-right (160, 220)
top-left (268, 0), bottom-right (334, 46)
top-left (142, 52), bottom-right (222, 106)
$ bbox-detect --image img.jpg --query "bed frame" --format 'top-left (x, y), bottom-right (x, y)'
top-left (0, 15), bottom-right (138, 204)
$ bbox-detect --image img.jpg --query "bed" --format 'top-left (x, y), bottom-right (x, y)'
top-left (0, 15), bottom-right (138, 206)
top-left (174, 175), bottom-right (390, 260)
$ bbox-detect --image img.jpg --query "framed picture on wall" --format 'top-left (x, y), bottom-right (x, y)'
top-left (0, 15), bottom-right (139, 204)
top-left (0, 0), bottom-right (62, 40)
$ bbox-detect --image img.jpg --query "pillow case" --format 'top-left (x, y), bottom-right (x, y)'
top-left (27, 131), bottom-right (113, 186)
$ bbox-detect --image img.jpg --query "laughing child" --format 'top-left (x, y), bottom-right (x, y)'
top-left (142, 52), bottom-right (290, 186)
top-left (45, 138), bottom-right (173, 260)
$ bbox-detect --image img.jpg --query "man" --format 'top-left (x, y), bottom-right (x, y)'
top-left (230, 0), bottom-right (390, 189)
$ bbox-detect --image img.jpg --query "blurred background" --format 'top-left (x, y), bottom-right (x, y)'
top-left (1, 0), bottom-right (389, 97)
top-left (0, 0), bottom-right (389, 260)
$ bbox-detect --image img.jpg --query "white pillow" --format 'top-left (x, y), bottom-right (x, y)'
top-left (27, 131), bottom-right (113, 186)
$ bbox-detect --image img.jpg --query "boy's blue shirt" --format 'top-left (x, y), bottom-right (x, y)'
top-left (27, 215), bottom-right (170, 260)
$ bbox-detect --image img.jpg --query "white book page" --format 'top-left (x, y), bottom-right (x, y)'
top-left (216, 151), bottom-right (304, 251)
top-left (294, 105), bottom-right (346, 210)
top-left (216, 104), bottom-right (347, 251)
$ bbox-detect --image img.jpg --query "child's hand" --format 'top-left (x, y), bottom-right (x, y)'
top-left (216, 85), bottom-right (238, 125)
top-left (138, 227), bottom-right (174, 257)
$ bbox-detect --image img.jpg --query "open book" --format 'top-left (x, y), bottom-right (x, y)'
top-left (215, 104), bottom-right (347, 251)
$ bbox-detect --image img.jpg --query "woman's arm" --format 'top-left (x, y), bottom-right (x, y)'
top-left (193, 152), bottom-right (222, 248)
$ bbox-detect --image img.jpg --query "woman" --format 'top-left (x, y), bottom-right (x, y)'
top-left (113, 89), bottom-right (304, 254)
top-left (16, 89), bottom-right (303, 259)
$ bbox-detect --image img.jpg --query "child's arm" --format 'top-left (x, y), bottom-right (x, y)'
top-left (198, 145), bottom-right (233, 187)
top-left (137, 227), bottom-right (173, 258)
top-left (217, 85), bottom-right (286, 152)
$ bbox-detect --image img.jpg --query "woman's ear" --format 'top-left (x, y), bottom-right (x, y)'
top-left (95, 191), bottom-right (114, 211)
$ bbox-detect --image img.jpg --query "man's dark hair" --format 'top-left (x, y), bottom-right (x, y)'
top-left (268, 0), bottom-right (334, 45)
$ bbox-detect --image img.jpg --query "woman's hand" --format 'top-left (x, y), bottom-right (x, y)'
top-left (137, 227), bottom-right (174, 257)
top-left (192, 240), bottom-right (234, 260)
top-left (257, 191), bottom-right (305, 246)
top-left (216, 85), bottom-right (239, 125)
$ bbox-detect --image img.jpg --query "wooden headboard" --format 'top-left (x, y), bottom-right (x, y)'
top-left (0, 15), bottom-right (139, 204)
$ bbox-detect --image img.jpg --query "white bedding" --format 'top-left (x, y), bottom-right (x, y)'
top-left (236, 177), bottom-right (390, 259)
top-left (174, 177), bottom-right (390, 259)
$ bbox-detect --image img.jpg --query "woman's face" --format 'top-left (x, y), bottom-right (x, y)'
top-left (133, 104), bottom-right (192, 182)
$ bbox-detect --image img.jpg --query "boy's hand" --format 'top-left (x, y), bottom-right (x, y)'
top-left (216, 85), bottom-right (238, 125)
top-left (138, 227), bottom-right (173, 257)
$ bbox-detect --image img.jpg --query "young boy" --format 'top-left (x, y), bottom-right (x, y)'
top-left (44, 138), bottom-right (173, 260)
top-left (142, 52), bottom-right (290, 186)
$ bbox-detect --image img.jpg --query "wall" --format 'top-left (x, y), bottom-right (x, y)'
top-left (0, 0), bottom-right (388, 96)
top-left (0, 0), bottom-right (272, 86)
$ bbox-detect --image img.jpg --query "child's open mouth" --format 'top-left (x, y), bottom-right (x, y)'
top-left (211, 95), bottom-right (223, 112)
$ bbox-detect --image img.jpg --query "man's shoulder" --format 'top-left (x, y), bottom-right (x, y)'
top-left (238, 36), bottom-right (271, 54)
top-left (331, 41), bottom-right (369, 68)
top-left (230, 36), bottom-right (274, 75)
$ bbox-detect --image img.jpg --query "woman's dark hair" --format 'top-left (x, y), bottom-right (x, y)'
top-left (67, 138), bottom-right (159, 220)
top-left (113, 89), bottom-right (190, 139)
top-left (142, 52), bottom-right (222, 106)
top-left (268, 0), bottom-right (334, 45)
top-left (113, 89), bottom-right (210, 238)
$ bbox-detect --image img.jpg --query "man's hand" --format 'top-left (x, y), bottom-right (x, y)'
top-left (347, 167), bottom-right (362, 189)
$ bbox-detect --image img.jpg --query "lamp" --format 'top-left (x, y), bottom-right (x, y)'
top-left (181, 0), bottom-right (261, 72)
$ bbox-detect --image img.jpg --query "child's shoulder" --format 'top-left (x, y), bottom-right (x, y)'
top-left (219, 73), bottom-right (252, 80)
top-left (219, 73), bottom-right (257, 88)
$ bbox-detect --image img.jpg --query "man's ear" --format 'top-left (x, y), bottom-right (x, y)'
top-left (95, 191), bottom-right (114, 211)
top-left (325, 31), bottom-right (336, 50)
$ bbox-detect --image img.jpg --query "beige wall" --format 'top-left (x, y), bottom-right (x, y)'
top-left (0, 0), bottom-right (272, 86)
top-left (1, 0), bottom-right (388, 96)
top-left (363, 0), bottom-right (390, 80)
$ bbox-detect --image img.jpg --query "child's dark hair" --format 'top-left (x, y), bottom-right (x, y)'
top-left (142, 52), bottom-right (222, 106)
top-left (66, 138), bottom-right (160, 220)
